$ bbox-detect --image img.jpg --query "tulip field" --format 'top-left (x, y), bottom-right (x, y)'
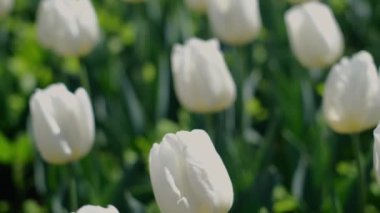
top-left (3, 0), bottom-right (380, 212)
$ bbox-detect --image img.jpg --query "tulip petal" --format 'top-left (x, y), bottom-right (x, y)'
top-left (76, 205), bottom-right (119, 213)
top-left (75, 88), bottom-right (95, 158)
top-left (149, 144), bottom-right (191, 213)
top-left (30, 92), bottom-right (72, 164)
top-left (178, 130), bottom-right (234, 212)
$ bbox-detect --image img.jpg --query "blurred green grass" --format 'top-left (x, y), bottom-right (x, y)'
top-left (1, 0), bottom-right (380, 212)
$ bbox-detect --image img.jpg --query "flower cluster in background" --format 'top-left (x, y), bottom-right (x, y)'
top-left (1, 0), bottom-right (380, 212)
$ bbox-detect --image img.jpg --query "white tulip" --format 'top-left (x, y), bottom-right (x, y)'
top-left (76, 205), bottom-right (119, 213)
top-left (0, 0), bottom-right (13, 18)
top-left (285, 1), bottom-right (344, 69)
top-left (323, 51), bottom-right (380, 134)
top-left (207, 0), bottom-right (262, 45)
top-left (171, 38), bottom-right (236, 113)
top-left (37, 0), bottom-right (100, 57)
top-left (29, 83), bottom-right (95, 164)
top-left (149, 130), bottom-right (233, 213)
top-left (185, 0), bottom-right (207, 13)
top-left (373, 124), bottom-right (380, 184)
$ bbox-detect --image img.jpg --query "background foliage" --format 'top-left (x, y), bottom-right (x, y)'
top-left (1, 0), bottom-right (380, 212)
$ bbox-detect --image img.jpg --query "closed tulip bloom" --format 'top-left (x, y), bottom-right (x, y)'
top-left (185, 0), bottom-right (207, 13)
top-left (374, 124), bottom-right (380, 184)
top-left (29, 83), bottom-right (95, 164)
top-left (171, 38), bottom-right (236, 113)
top-left (149, 130), bottom-right (233, 213)
top-left (76, 205), bottom-right (119, 213)
top-left (37, 0), bottom-right (100, 57)
top-left (0, 0), bottom-right (13, 18)
top-left (323, 51), bottom-right (380, 134)
top-left (285, 1), bottom-right (344, 69)
top-left (207, 0), bottom-right (262, 45)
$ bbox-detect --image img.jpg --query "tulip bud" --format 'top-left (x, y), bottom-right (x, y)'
top-left (323, 51), bottom-right (380, 134)
top-left (373, 124), bottom-right (380, 184)
top-left (76, 205), bottom-right (119, 213)
top-left (185, 0), bottom-right (207, 13)
top-left (0, 0), bottom-right (13, 18)
top-left (171, 38), bottom-right (236, 113)
top-left (284, 1), bottom-right (344, 69)
top-left (29, 83), bottom-right (95, 164)
top-left (36, 0), bottom-right (100, 57)
top-left (149, 130), bottom-right (233, 213)
top-left (207, 0), bottom-right (262, 45)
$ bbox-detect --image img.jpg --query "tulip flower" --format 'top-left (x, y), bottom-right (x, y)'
top-left (76, 205), bottom-right (119, 213)
top-left (0, 0), bottom-right (13, 18)
top-left (207, 0), bottom-right (262, 45)
top-left (36, 0), bottom-right (100, 57)
top-left (185, 0), bottom-right (207, 13)
top-left (323, 51), bottom-right (380, 134)
top-left (29, 83), bottom-right (95, 164)
top-left (373, 124), bottom-right (380, 184)
top-left (285, 1), bottom-right (344, 69)
top-left (149, 130), bottom-right (233, 213)
top-left (171, 38), bottom-right (236, 113)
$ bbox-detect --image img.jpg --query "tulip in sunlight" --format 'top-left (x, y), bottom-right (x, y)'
top-left (323, 51), bottom-right (380, 134)
top-left (29, 83), bottom-right (95, 164)
top-left (149, 130), bottom-right (234, 213)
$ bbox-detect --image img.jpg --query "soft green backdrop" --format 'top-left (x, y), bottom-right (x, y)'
top-left (1, 0), bottom-right (380, 212)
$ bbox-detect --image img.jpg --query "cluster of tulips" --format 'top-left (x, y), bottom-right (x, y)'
top-left (2, 0), bottom-right (380, 212)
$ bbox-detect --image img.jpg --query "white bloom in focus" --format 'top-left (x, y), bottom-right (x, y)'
top-left (185, 0), bottom-right (207, 13)
top-left (285, 1), bottom-right (344, 69)
top-left (149, 130), bottom-right (234, 213)
top-left (30, 83), bottom-right (95, 164)
top-left (171, 38), bottom-right (236, 113)
top-left (76, 205), bottom-right (119, 213)
top-left (207, 0), bottom-right (262, 45)
top-left (0, 0), bottom-right (13, 18)
top-left (37, 0), bottom-right (100, 57)
top-left (323, 51), bottom-right (380, 134)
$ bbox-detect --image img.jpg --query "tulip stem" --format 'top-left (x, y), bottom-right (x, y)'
top-left (352, 134), bottom-right (366, 211)
top-left (69, 164), bottom-right (78, 211)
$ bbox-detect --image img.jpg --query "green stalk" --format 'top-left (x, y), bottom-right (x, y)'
top-left (352, 134), bottom-right (366, 212)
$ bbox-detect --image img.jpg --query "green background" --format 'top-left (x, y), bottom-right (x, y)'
top-left (1, 0), bottom-right (380, 212)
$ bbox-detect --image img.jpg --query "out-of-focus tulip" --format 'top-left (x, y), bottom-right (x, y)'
top-left (76, 205), bottom-right (119, 213)
top-left (29, 83), bottom-right (95, 164)
top-left (0, 0), bottom-right (13, 18)
top-left (285, 1), bottom-right (344, 69)
top-left (149, 130), bottom-right (233, 213)
top-left (207, 0), bottom-right (262, 45)
top-left (185, 0), bottom-right (207, 13)
top-left (323, 51), bottom-right (380, 134)
top-left (373, 124), bottom-right (380, 184)
top-left (171, 38), bottom-right (236, 113)
top-left (37, 0), bottom-right (100, 57)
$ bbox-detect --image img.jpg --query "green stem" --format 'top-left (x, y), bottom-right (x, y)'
top-left (69, 164), bottom-right (78, 211)
top-left (352, 134), bottom-right (366, 212)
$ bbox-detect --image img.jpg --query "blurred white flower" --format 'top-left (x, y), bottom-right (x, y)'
top-left (37, 0), bottom-right (100, 57)
top-left (29, 83), bottom-right (95, 164)
top-left (149, 130), bottom-right (233, 213)
top-left (76, 205), bottom-right (119, 213)
top-left (171, 38), bottom-right (236, 113)
top-left (285, 1), bottom-right (344, 69)
top-left (373, 124), bottom-right (380, 184)
top-left (323, 51), bottom-right (380, 134)
top-left (0, 0), bottom-right (13, 18)
top-left (185, 0), bottom-right (207, 13)
top-left (207, 0), bottom-right (262, 45)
